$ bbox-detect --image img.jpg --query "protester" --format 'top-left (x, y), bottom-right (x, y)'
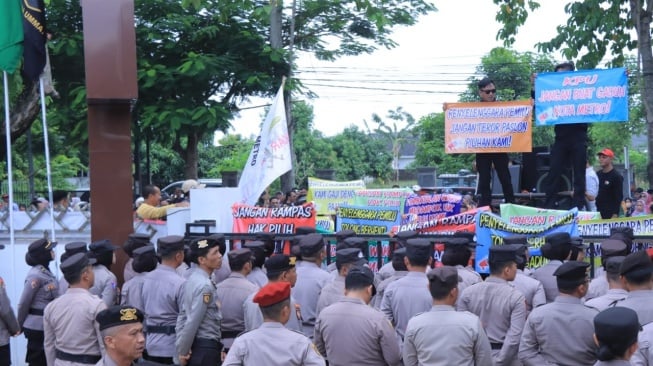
top-left (632, 199), bottom-right (648, 216)
top-left (596, 148), bottom-right (623, 219)
top-left (585, 160), bottom-right (599, 211)
top-left (136, 185), bottom-right (189, 220)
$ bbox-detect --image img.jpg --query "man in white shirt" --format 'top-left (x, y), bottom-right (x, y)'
top-left (585, 160), bottom-right (599, 212)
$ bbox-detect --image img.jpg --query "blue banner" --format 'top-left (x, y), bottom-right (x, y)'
top-left (403, 193), bottom-right (462, 225)
top-left (534, 67), bottom-right (628, 126)
top-left (474, 208), bottom-right (578, 274)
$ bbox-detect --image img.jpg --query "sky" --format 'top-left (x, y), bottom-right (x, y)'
top-left (220, 0), bottom-right (570, 141)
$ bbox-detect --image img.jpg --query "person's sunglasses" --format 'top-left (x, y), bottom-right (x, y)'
top-left (481, 89), bottom-right (496, 94)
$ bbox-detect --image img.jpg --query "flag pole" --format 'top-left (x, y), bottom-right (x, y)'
top-left (38, 76), bottom-right (55, 242)
top-left (3, 70), bottom-right (17, 324)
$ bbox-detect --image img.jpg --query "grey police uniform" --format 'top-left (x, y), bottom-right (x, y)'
top-left (141, 264), bottom-right (185, 359)
top-left (175, 269), bottom-right (222, 366)
top-left (17, 264), bottom-right (59, 331)
top-left (123, 258), bottom-right (137, 284)
top-left (372, 270), bottom-right (407, 309)
top-left (530, 260), bottom-right (562, 303)
top-left (511, 270), bottom-right (546, 314)
top-left (293, 261), bottom-right (331, 338)
top-left (614, 289), bottom-right (653, 325)
top-left (631, 322), bottom-right (653, 365)
top-left (586, 274), bottom-right (608, 300)
top-left (315, 297), bottom-right (402, 366)
top-left (380, 271), bottom-right (431, 342)
top-left (43, 288), bottom-right (107, 365)
top-left (0, 275), bottom-right (20, 363)
top-left (518, 296), bottom-right (598, 366)
top-left (246, 267), bottom-right (268, 288)
top-left (89, 265), bottom-right (118, 307)
top-left (458, 277), bottom-right (527, 366)
top-left (376, 262), bottom-right (395, 283)
top-left (584, 289), bottom-right (628, 312)
top-left (315, 275), bottom-right (345, 316)
top-left (215, 272), bottom-right (259, 348)
top-left (223, 322), bottom-right (325, 366)
top-left (243, 290), bottom-right (301, 332)
top-left (403, 305), bottom-right (493, 366)
top-left (120, 273), bottom-right (146, 311)
top-left (457, 265), bottom-right (482, 289)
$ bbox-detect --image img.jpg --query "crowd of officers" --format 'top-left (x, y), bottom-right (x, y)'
top-left (0, 225), bottom-right (652, 365)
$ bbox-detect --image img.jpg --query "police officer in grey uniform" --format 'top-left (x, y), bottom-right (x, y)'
top-left (208, 234), bottom-right (230, 285)
top-left (0, 244), bottom-right (20, 366)
top-left (585, 256), bottom-right (627, 311)
top-left (18, 238), bottom-right (59, 366)
top-left (216, 248), bottom-right (259, 350)
top-left (315, 266), bottom-right (401, 366)
top-left (586, 239), bottom-right (628, 300)
top-left (530, 232), bottom-right (573, 303)
top-left (326, 230), bottom-right (357, 274)
top-left (94, 305), bottom-right (148, 366)
top-left (518, 261), bottom-right (598, 365)
top-left (614, 250), bottom-right (653, 324)
top-left (504, 237), bottom-right (545, 314)
top-left (293, 234), bottom-right (331, 338)
top-left (329, 237), bottom-right (368, 280)
top-left (89, 240), bottom-right (120, 307)
top-left (141, 235), bottom-right (186, 364)
top-left (372, 248), bottom-right (407, 309)
top-left (377, 230), bottom-right (418, 283)
top-left (120, 245), bottom-right (157, 311)
top-left (594, 307), bottom-right (640, 366)
top-left (403, 266), bottom-right (493, 366)
top-left (176, 237), bottom-right (223, 366)
top-left (243, 255), bottom-right (301, 332)
top-left (380, 238), bottom-right (433, 344)
top-left (224, 282), bottom-right (325, 366)
top-left (316, 248), bottom-right (364, 315)
top-left (58, 241), bottom-right (88, 295)
top-left (632, 317), bottom-right (653, 365)
top-left (122, 233), bottom-right (151, 283)
top-left (243, 241), bottom-right (268, 288)
top-left (458, 244), bottom-right (526, 366)
top-left (44, 253), bottom-right (107, 365)
top-left (441, 238), bottom-right (481, 300)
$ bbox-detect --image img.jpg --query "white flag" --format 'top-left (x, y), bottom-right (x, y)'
top-left (238, 82), bottom-right (292, 205)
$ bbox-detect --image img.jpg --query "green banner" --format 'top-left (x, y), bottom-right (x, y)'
top-left (500, 203), bottom-right (600, 227)
top-left (307, 177), bottom-right (366, 215)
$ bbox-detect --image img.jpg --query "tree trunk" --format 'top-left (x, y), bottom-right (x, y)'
top-left (182, 131), bottom-right (199, 179)
top-left (0, 83), bottom-right (40, 161)
top-left (630, 1), bottom-right (653, 184)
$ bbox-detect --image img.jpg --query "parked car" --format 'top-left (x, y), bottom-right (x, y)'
top-left (161, 178), bottom-right (223, 197)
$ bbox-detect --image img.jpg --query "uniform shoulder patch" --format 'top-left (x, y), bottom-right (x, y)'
top-left (30, 279), bottom-right (39, 289)
top-left (310, 342), bottom-right (323, 357)
top-left (203, 293), bottom-right (211, 304)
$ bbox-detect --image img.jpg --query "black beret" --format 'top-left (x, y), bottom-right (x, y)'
top-left (337, 237), bottom-right (367, 251)
top-left (405, 238), bottom-right (433, 260)
top-left (444, 237), bottom-right (474, 250)
top-left (265, 254), bottom-right (296, 274)
top-left (244, 241), bottom-right (266, 261)
top-left (395, 230), bottom-right (419, 243)
top-left (345, 265), bottom-right (374, 289)
top-left (89, 239), bottom-right (119, 254)
top-left (610, 226), bottom-right (634, 240)
top-left (132, 245), bottom-right (158, 273)
top-left (299, 234), bottom-right (325, 257)
top-left (392, 247), bottom-right (406, 261)
top-left (61, 253), bottom-right (96, 278)
top-left (64, 241), bottom-right (87, 255)
top-left (123, 233), bottom-right (151, 257)
top-left (601, 239), bottom-right (628, 257)
top-left (553, 261), bottom-right (589, 283)
top-left (336, 248), bottom-right (365, 265)
top-left (189, 236), bottom-right (220, 257)
top-left (228, 248), bottom-right (253, 268)
top-left (452, 231), bottom-right (476, 244)
top-left (96, 305), bottom-right (144, 331)
top-left (620, 250), bottom-right (653, 277)
top-left (489, 244), bottom-right (523, 265)
top-left (157, 235), bottom-right (185, 256)
top-left (503, 235), bottom-right (528, 246)
top-left (29, 238), bottom-right (57, 253)
top-left (335, 229), bottom-right (356, 242)
top-left (427, 265), bottom-right (460, 285)
top-left (594, 307), bottom-right (640, 351)
top-left (295, 226), bottom-right (317, 235)
top-left (605, 256), bottom-right (626, 274)
top-left (545, 232), bottom-right (571, 248)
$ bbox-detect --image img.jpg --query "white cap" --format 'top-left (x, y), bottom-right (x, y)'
top-left (134, 197), bottom-right (145, 208)
top-left (181, 179), bottom-right (206, 193)
top-left (412, 185), bottom-right (421, 192)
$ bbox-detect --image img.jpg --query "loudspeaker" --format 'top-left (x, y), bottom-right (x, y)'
top-left (535, 168), bottom-right (572, 193)
top-left (221, 171), bottom-right (240, 187)
top-left (521, 146), bottom-right (549, 192)
top-left (417, 167), bottom-right (437, 189)
top-left (491, 165), bottom-right (521, 195)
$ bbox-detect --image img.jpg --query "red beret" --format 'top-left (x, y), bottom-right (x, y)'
top-left (253, 282), bottom-right (291, 307)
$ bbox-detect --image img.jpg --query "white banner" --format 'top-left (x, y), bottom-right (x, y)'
top-left (238, 81), bottom-right (292, 205)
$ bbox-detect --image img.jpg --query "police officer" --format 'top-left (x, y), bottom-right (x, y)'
top-left (329, 237), bottom-right (367, 280)
top-left (43, 253), bottom-right (107, 365)
top-left (122, 233), bottom-right (151, 283)
top-left (141, 235), bottom-right (187, 364)
top-left (94, 305), bottom-right (148, 366)
top-left (403, 266), bottom-right (493, 366)
top-left (243, 255), bottom-right (301, 332)
top-left (293, 234), bottom-right (330, 338)
top-left (120, 245), bottom-right (158, 311)
top-left (89, 239), bottom-right (120, 306)
top-left (17, 238), bottom-right (59, 366)
top-left (224, 282), bottom-right (324, 366)
top-left (377, 230), bottom-right (418, 282)
top-left (530, 232), bottom-right (573, 303)
top-left (518, 261), bottom-right (598, 365)
top-left (326, 230), bottom-right (357, 274)
top-left (594, 307), bottom-right (640, 365)
top-left (441, 237), bottom-right (481, 300)
top-left (380, 238), bottom-right (433, 344)
top-left (609, 226), bottom-right (634, 253)
top-left (504, 237), bottom-right (545, 314)
top-left (586, 239), bottom-right (628, 300)
top-left (372, 248), bottom-right (407, 309)
top-left (458, 244), bottom-right (526, 366)
top-left (243, 241), bottom-right (268, 288)
top-left (316, 248), bottom-right (365, 315)
top-left (315, 266), bottom-right (401, 366)
top-left (0, 244), bottom-right (20, 366)
top-left (216, 248), bottom-right (258, 350)
top-left (632, 314), bottom-right (653, 364)
top-left (176, 237), bottom-right (223, 366)
top-left (585, 256), bottom-right (627, 311)
top-left (58, 241), bottom-right (88, 295)
top-left (614, 250), bottom-right (653, 324)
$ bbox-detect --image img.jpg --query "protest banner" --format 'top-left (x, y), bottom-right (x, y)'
top-left (534, 67), bottom-right (628, 126)
top-left (316, 215), bottom-right (335, 232)
top-left (475, 208), bottom-right (578, 274)
top-left (353, 188), bottom-right (412, 212)
top-left (578, 214), bottom-right (653, 237)
top-left (500, 203), bottom-right (601, 226)
top-left (392, 206), bottom-right (490, 235)
top-left (232, 202), bottom-right (316, 233)
top-left (444, 100), bottom-right (533, 154)
top-left (337, 205), bottom-right (401, 235)
top-left (403, 192), bottom-right (462, 224)
top-left (307, 177), bottom-right (365, 215)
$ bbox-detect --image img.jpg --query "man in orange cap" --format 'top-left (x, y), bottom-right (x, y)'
top-left (223, 282), bottom-right (325, 366)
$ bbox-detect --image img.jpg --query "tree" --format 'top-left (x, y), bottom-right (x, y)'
top-left (413, 112), bottom-right (474, 174)
top-left (330, 126), bottom-right (393, 181)
top-left (365, 107), bottom-right (416, 181)
top-left (492, 0), bottom-right (653, 183)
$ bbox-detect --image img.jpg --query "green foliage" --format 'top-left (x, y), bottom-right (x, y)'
top-left (365, 107), bottom-right (415, 181)
top-left (204, 134), bottom-right (254, 176)
top-left (412, 113), bottom-right (474, 173)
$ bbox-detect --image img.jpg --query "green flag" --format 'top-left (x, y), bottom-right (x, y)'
top-left (0, 0), bottom-right (24, 73)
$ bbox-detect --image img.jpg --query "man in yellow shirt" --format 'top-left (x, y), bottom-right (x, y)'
top-left (136, 185), bottom-right (189, 220)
